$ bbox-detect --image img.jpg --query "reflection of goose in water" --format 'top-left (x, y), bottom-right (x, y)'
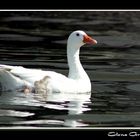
top-left (34, 91), bottom-right (91, 127)
top-left (45, 93), bottom-right (91, 127)
top-left (0, 30), bottom-right (97, 94)
top-left (63, 99), bottom-right (91, 127)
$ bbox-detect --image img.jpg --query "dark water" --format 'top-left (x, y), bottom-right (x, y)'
top-left (0, 11), bottom-right (140, 128)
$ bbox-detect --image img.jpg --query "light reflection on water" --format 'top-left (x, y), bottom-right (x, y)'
top-left (0, 91), bottom-right (91, 127)
top-left (0, 11), bottom-right (140, 127)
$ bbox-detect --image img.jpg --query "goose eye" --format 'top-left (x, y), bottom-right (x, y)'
top-left (76, 33), bottom-right (80, 36)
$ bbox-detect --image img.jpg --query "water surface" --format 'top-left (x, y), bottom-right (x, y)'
top-left (0, 11), bottom-right (140, 128)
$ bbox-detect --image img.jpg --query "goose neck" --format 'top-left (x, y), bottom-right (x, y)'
top-left (67, 45), bottom-right (87, 79)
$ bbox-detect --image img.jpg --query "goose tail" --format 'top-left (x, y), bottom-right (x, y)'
top-left (0, 68), bottom-right (29, 91)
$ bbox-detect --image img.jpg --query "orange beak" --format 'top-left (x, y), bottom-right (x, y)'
top-left (83, 35), bottom-right (97, 45)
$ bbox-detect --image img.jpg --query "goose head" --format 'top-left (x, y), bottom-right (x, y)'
top-left (67, 30), bottom-right (97, 48)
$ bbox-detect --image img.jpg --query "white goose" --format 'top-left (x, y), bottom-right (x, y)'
top-left (0, 30), bottom-right (97, 94)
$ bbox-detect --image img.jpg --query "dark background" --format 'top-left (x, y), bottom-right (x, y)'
top-left (0, 1), bottom-right (140, 9)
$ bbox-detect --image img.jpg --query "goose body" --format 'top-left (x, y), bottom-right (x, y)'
top-left (0, 30), bottom-right (97, 94)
